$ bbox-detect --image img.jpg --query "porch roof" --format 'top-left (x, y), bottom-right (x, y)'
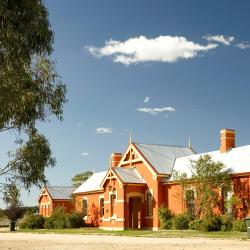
top-left (113, 167), bottom-right (146, 184)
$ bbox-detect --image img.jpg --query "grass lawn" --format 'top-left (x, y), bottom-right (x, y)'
top-left (13, 228), bottom-right (248, 239)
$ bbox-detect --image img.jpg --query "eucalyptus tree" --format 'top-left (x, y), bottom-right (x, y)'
top-left (0, 0), bottom-right (67, 199)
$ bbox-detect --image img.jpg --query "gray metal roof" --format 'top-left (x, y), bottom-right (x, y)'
top-left (134, 143), bottom-right (195, 175)
top-left (46, 186), bottom-right (74, 200)
top-left (113, 167), bottom-right (145, 184)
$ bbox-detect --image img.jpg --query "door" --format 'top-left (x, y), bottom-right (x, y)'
top-left (129, 197), bottom-right (141, 228)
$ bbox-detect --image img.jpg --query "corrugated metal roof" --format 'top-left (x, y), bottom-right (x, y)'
top-left (46, 186), bottom-right (74, 200)
top-left (73, 171), bottom-right (107, 194)
top-left (134, 143), bottom-right (195, 175)
top-left (170, 145), bottom-right (250, 181)
top-left (113, 167), bottom-right (145, 184)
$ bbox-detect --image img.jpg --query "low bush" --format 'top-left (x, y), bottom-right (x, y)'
top-left (232, 219), bottom-right (247, 232)
top-left (66, 212), bottom-right (84, 228)
top-left (44, 216), bottom-right (54, 229)
top-left (188, 219), bottom-right (202, 230)
top-left (46, 207), bottom-right (67, 229)
top-left (158, 207), bottom-right (174, 229)
top-left (172, 213), bottom-right (191, 230)
top-left (161, 219), bottom-right (173, 230)
top-left (199, 215), bottom-right (221, 232)
top-left (19, 214), bottom-right (45, 229)
top-left (220, 214), bottom-right (233, 231)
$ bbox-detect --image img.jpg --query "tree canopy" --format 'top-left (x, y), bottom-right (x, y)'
top-left (176, 154), bottom-right (232, 219)
top-left (0, 0), bottom-right (66, 199)
top-left (72, 171), bottom-right (93, 188)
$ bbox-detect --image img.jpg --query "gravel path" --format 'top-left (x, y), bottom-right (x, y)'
top-left (0, 232), bottom-right (249, 250)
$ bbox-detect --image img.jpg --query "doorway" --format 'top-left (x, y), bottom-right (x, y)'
top-left (129, 197), bottom-right (141, 228)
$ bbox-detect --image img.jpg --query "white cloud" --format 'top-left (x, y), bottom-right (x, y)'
top-left (144, 96), bottom-right (151, 103)
top-left (203, 34), bottom-right (234, 46)
top-left (137, 107), bottom-right (175, 115)
top-left (235, 42), bottom-right (250, 49)
top-left (96, 127), bottom-right (113, 134)
top-left (86, 35), bottom-right (217, 65)
top-left (77, 123), bottom-right (83, 127)
top-left (81, 152), bottom-right (89, 156)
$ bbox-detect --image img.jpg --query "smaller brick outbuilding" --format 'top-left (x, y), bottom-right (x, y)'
top-left (38, 186), bottom-right (75, 217)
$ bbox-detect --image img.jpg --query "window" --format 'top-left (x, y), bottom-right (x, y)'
top-left (185, 190), bottom-right (195, 216)
top-left (222, 188), bottom-right (232, 214)
top-left (110, 194), bottom-right (116, 217)
top-left (100, 198), bottom-right (104, 217)
top-left (82, 199), bottom-right (88, 217)
top-left (146, 192), bottom-right (153, 216)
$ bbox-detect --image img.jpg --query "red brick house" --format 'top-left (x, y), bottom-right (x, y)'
top-left (73, 129), bottom-right (250, 230)
top-left (38, 186), bottom-right (74, 217)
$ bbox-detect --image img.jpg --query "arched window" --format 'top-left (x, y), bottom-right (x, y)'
top-left (185, 189), bottom-right (195, 216)
top-left (146, 191), bottom-right (153, 216)
top-left (222, 188), bottom-right (232, 214)
top-left (110, 194), bottom-right (116, 217)
top-left (82, 198), bottom-right (88, 217)
top-left (100, 198), bottom-right (104, 217)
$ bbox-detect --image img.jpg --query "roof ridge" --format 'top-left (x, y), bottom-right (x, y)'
top-left (134, 142), bottom-right (190, 148)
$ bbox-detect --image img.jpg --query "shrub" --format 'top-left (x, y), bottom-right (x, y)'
top-left (189, 219), bottom-right (202, 230)
top-left (161, 220), bottom-right (173, 230)
top-left (200, 215), bottom-right (221, 232)
top-left (44, 216), bottom-right (54, 229)
top-left (232, 219), bottom-right (247, 232)
top-left (66, 213), bottom-right (84, 228)
top-left (220, 214), bottom-right (233, 231)
top-left (158, 207), bottom-right (173, 229)
top-left (19, 214), bottom-right (45, 229)
top-left (172, 213), bottom-right (191, 230)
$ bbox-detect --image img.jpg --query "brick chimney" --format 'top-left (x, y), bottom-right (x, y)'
top-left (110, 153), bottom-right (122, 167)
top-left (220, 129), bottom-right (235, 153)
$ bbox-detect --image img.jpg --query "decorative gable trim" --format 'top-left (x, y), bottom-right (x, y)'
top-left (37, 187), bottom-right (52, 202)
top-left (100, 168), bottom-right (123, 188)
top-left (118, 143), bottom-right (158, 179)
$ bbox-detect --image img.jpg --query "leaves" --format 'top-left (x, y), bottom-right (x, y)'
top-left (0, 1), bottom-right (67, 201)
top-left (72, 171), bottom-right (93, 188)
top-left (179, 154), bottom-right (232, 219)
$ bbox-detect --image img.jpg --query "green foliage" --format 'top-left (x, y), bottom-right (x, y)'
top-left (0, 0), bottom-right (66, 196)
top-left (232, 219), bottom-right (247, 232)
top-left (66, 213), bottom-right (84, 228)
top-left (172, 213), bottom-right (192, 230)
top-left (188, 219), bottom-right (202, 230)
top-left (19, 213), bottom-right (45, 229)
top-left (71, 171), bottom-right (93, 188)
top-left (220, 214), bottom-right (233, 231)
top-left (46, 207), bottom-right (67, 229)
top-left (199, 215), bottom-right (222, 232)
top-left (44, 216), bottom-right (54, 229)
top-left (158, 206), bottom-right (173, 222)
top-left (161, 219), bottom-right (173, 230)
top-left (3, 183), bottom-right (22, 221)
top-left (178, 155), bottom-right (232, 219)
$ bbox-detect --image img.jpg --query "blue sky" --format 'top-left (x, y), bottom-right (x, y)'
top-left (1, 0), bottom-right (250, 207)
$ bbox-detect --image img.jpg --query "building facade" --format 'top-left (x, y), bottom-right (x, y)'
top-left (38, 186), bottom-right (75, 217)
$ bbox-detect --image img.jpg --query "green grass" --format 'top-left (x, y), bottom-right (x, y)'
top-left (14, 228), bottom-right (248, 239)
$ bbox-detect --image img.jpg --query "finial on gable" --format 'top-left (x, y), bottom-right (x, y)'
top-left (129, 130), bottom-right (132, 144)
top-left (188, 136), bottom-right (191, 148)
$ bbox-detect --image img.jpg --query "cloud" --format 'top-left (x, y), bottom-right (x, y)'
top-left (137, 107), bottom-right (175, 115)
top-left (144, 96), bottom-right (151, 103)
top-left (203, 34), bottom-right (234, 45)
top-left (235, 42), bottom-right (250, 49)
top-left (81, 152), bottom-right (89, 156)
top-left (77, 123), bottom-right (83, 127)
top-left (96, 127), bottom-right (113, 134)
top-left (86, 35), bottom-right (217, 65)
